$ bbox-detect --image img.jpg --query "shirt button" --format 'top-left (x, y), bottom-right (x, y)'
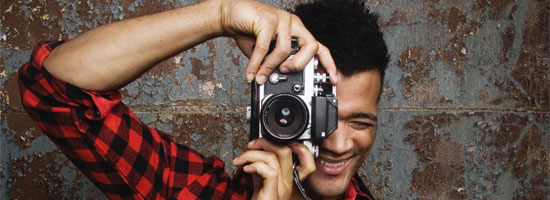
top-left (94, 111), bottom-right (101, 118)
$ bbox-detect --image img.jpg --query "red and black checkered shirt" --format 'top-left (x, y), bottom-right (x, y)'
top-left (18, 40), bottom-right (374, 200)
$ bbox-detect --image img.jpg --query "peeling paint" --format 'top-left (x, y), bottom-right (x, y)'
top-left (199, 81), bottom-right (215, 96)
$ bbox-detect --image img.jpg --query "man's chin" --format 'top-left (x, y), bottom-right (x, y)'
top-left (305, 171), bottom-right (350, 199)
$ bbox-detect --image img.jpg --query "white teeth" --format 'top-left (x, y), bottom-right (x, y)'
top-left (319, 159), bottom-right (345, 167)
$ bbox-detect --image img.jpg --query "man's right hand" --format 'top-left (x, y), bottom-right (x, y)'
top-left (217, 0), bottom-right (337, 85)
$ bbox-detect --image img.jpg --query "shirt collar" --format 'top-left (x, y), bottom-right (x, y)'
top-left (344, 176), bottom-right (372, 200)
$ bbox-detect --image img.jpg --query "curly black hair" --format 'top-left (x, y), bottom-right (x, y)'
top-left (293, 0), bottom-right (389, 81)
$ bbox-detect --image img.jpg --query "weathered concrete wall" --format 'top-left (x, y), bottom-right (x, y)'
top-left (1, 0), bottom-right (548, 199)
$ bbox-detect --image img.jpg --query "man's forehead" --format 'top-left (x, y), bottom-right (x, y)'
top-left (336, 71), bottom-right (380, 120)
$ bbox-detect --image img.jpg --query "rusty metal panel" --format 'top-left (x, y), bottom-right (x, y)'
top-left (1, 0), bottom-right (548, 199)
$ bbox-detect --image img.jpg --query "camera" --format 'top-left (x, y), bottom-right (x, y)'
top-left (246, 39), bottom-right (338, 157)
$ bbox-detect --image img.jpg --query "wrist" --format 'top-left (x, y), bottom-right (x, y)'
top-left (172, 0), bottom-right (225, 39)
top-left (201, 0), bottom-right (226, 37)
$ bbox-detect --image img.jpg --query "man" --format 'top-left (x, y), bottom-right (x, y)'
top-left (18, 0), bottom-right (388, 199)
top-left (288, 1), bottom-right (389, 199)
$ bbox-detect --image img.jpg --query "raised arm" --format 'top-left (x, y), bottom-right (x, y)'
top-left (39, 0), bottom-right (330, 199)
top-left (44, 0), bottom-right (223, 91)
top-left (44, 0), bottom-right (336, 92)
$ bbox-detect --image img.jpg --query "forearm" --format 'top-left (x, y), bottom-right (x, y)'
top-left (44, 0), bottom-right (223, 92)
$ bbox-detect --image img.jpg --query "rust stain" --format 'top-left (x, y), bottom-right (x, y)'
top-left (512, 125), bottom-right (542, 178)
top-left (534, 113), bottom-right (549, 123)
top-left (1, 1), bottom-right (66, 49)
top-left (473, 0), bottom-right (515, 19)
top-left (424, 4), bottom-right (441, 19)
top-left (489, 97), bottom-right (503, 106)
top-left (512, 125), bottom-right (548, 199)
top-left (437, 40), bottom-right (467, 76)
top-left (0, 60), bottom-right (5, 76)
top-left (477, 112), bottom-right (549, 199)
top-left (409, 78), bottom-right (450, 106)
top-left (226, 39), bottom-right (242, 67)
top-left (398, 46), bottom-right (452, 105)
top-left (185, 40), bottom-right (217, 82)
top-left (170, 113), bottom-right (247, 151)
top-left (380, 8), bottom-right (418, 30)
top-left (500, 26), bottom-right (515, 62)
top-left (427, 5), bottom-right (480, 76)
top-left (363, 161), bottom-right (390, 200)
top-left (6, 113), bottom-right (43, 149)
top-left (478, 90), bottom-right (489, 102)
top-left (510, 0), bottom-right (549, 109)
top-left (493, 114), bottom-right (528, 148)
top-left (190, 57), bottom-right (214, 81)
top-left (9, 152), bottom-right (68, 199)
top-left (2, 73), bottom-right (22, 109)
top-left (491, 79), bottom-right (529, 106)
top-left (404, 114), bottom-right (465, 199)
top-left (446, 7), bottom-right (466, 33)
top-left (145, 52), bottom-right (186, 77)
top-left (120, 1), bottom-right (178, 19)
top-left (479, 114), bottom-right (528, 171)
top-left (488, 0), bottom-right (514, 19)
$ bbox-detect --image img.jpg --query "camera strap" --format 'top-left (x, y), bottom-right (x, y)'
top-left (293, 163), bottom-right (312, 200)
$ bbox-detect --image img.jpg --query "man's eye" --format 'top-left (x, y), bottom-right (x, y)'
top-left (349, 122), bottom-right (373, 130)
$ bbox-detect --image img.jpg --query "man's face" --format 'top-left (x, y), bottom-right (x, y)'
top-left (305, 70), bottom-right (381, 199)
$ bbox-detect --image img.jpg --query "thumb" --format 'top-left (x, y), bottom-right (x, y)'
top-left (289, 142), bottom-right (316, 181)
top-left (235, 36), bottom-right (255, 58)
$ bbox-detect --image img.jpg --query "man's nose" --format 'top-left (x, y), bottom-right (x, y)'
top-left (320, 121), bottom-right (353, 156)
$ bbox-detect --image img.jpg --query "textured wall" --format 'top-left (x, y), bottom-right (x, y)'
top-left (1, 0), bottom-right (548, 199)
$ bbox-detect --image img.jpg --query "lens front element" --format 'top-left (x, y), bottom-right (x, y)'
top-left (275, 107), bottom-right (295, 127)
top-left (261, 94), bottom-right (309, 141)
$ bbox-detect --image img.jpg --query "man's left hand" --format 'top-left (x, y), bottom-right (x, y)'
top-left (232, 138), bottom-right (316, 200)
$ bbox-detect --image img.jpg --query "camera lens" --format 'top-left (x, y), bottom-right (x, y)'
top-left (275, 107), bottom-right (294, 127)
top-left (261, 94), bottom-right (309, 141)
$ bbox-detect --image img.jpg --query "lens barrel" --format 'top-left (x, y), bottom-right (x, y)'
top-left (260, 94), bottom-right (309, 141)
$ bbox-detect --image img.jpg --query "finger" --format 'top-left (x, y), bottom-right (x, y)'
top-left (289, 142), bottom-right (316, 181)
top-left (247, 139), bottom-right (294, 181)
top-left (243, 163), bottom-right (278, 199)
top-left (247, 27), bottom-right (276, 83)
top-left (255, 18), bottom-right (293, 84)
top-left (258, 16), bottom-right (292, 75)
top-left (279, 15), bottom-right (318, 72)
top-left (315, 42), bottom-right (339, 85)
top-left (251, 174), bottom-right (262, 200)
top-left (233, 149), bottom-right (280, 172)
top-left (280, 37), bottom-right (317, 72)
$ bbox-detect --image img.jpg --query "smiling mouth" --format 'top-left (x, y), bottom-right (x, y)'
top-left (315, 158), bottom-right (351, 176)
top-left (318, 159), bottom-right (346, 167)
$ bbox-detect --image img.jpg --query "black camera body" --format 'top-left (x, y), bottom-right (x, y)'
top-left (247, 39), bottom-right (338, 157)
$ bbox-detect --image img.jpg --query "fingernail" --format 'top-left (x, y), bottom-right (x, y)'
top-left (279, 66), bottom-right (289, 73)
top-left (233, 156), bottom-right (239, 163)
top-left (246, 74), bottom-right (254, 82)
top-left (248, 140), bottom-right (256, 147)
top-left (256, 75), bottom-right (266, 84)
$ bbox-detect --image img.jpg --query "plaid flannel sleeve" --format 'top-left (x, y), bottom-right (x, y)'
top-left (18, 41), bottom-right (250, 200)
